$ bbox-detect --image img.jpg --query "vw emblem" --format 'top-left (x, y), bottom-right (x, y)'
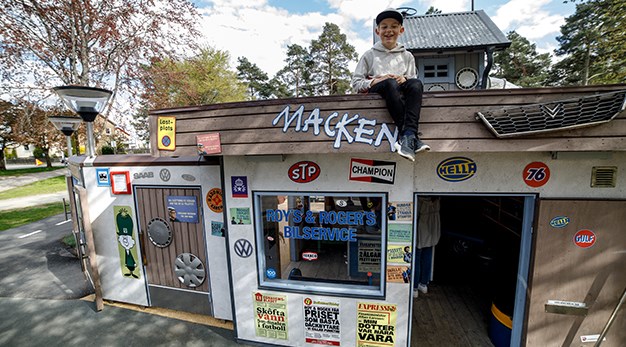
top-left (159, 168), bottom-right (171, 182)
top-left (234, 239), bottom-right (253, 258)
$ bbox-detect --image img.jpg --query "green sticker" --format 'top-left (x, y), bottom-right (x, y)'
top-left (114, 206), bottom-right (140, 279)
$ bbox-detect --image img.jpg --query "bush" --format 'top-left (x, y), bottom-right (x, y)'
top-left (32, 146), bottom-right (46, 159)
top-left (100, 144), bottom-right (115, 155)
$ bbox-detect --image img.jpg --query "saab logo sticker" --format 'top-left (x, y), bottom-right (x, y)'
top-left (523, 162), bottom-right (550, 187)
top-left (574, 229), bottom-right (596, 248)
top-left (550, 216), bottom-right (570, 228)
top-left (289, 161), bottom-right (320, 183)
top-left (437, 157), bottom-right (476, 182)
top-left (350, 158), bottom-right (396, 185)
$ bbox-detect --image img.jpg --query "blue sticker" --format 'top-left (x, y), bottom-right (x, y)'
top-left (437, 157), bottom-right (477, 182)
top-left (550, 216), bottom-right (570, 228)
top-left (266, 268), bottom-right (277, 279)
top-left (166, 196), bottom-right (199, 223)
top-left (96, 168), bottom-right (110, 187)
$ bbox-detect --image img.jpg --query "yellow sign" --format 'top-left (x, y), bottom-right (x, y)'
top-left (157, 116), bottom-right (176, 150)
top-left (357, 302), bottom-right (397, 347)
top-left (35, 159), bottom-right (43, 166)
top-left (387, 244), bottom-right (411, 264)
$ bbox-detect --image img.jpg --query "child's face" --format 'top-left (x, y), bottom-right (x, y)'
top-left (376, 18), bottom-right (404, 50)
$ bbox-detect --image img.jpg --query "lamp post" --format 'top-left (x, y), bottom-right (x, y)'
top-left (53, 86), bottom-right (112, 157)
top-left (48, 116), bottom-right (82, 158)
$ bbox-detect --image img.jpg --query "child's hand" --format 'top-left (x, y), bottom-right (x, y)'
top-left (391, 74), bottom-right (407, 84)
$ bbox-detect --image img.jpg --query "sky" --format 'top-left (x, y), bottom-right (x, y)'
top-left (193, 0), bottom-right (576, 76)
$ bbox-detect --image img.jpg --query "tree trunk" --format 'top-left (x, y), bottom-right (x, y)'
top-left (583, 44), bottom-right (591, 85)
top-left (0, 149), bottom-right (6, 171)
top-left (44, 148), bottom-right (52, 168)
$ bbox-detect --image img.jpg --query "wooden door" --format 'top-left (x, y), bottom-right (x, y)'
top-left (526, 200), bottom-right (626, 346)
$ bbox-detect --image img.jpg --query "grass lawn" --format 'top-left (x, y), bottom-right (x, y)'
top-left (0, 175), bottom-right (67, 200)
top-left (0, 203), bottom-right (65, 231)
top-left (0, 166), bottom-right (64, 177)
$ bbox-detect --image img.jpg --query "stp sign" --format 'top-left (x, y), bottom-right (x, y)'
top-left (302, 251), bottom-right (318, 261)
top-left (289, 161), bottom-right (320, 183)
top-left (573, 229), bottom-right (596, 248)
top-left (523, 162), bottom-right (550, 188)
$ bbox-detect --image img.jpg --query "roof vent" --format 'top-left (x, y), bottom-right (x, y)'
top-left (591, 166), bottom-right (617, 188)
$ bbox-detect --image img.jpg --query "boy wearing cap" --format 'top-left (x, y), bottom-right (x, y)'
top-left (351, 8), bottom-right (430, 162)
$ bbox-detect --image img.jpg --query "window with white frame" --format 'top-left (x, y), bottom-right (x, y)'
top-left (254, 192), bottom-right (386, 298)
top-left (419, 57), bottom-right (455, 83)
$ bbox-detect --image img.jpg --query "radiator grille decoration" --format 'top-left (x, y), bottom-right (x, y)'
top-left (477, 90), bottom-right (626, 138)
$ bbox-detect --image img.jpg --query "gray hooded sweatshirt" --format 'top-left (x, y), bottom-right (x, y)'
top-left (351, 41), bottom-right (417, 93)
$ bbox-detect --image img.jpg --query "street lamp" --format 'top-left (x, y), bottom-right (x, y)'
top-left (53, 85), bottom-right (112, 157)
top-left (48, 116), bottom-right (82, 157)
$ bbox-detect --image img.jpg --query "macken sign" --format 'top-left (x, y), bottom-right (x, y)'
top-left (272, 105), bottom-right (398, 150)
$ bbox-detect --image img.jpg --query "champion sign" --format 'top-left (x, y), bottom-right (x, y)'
top-left (349, 158), bottom-right (396, 185)
top-left (437, 157), bottom-right (477, 182)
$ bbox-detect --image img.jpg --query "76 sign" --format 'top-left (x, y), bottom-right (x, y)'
top-left (523, 162), bottom-right (550, 188)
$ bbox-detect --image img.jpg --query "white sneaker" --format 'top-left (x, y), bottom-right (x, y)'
top-left (413, 289), bottom-right (419, 298)
top-left (417, 284), bottom-right (428, 294)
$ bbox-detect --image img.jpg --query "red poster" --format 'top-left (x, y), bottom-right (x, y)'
top-left (196, 133), bottom-right (221, 155)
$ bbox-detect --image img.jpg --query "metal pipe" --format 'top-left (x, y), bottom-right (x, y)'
top-left (594, 286), bottom-right (626, 346)
top-left (86, 122), bottom-right (96, 157)
top-left (66, 135), bottom-right (73, 157)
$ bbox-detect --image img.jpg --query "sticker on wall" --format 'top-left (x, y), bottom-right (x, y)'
top-left (523, 161), bottom-right (551, 188)
top-left (387, 245), bottom-right (412, 264)
top-left (196, 132), bottom-right (222, 155)
top-left (159, 168), bottom-right (171, 182)
top-left (573, 229), bottom-right (596, 248)
top-left (133, 171), bottom-right (154, 180)
top-left (211, 221), bottom-right (224, 237)
top-left (437, 156), bottom-right (477, 182)
top-left (181, 174), bottom-right (196, 182)
top-left (288, 161), bottom-right (320, 183)
top-left (254, 292), bottom-right (288, 340)
top-left (303, 297), bottom-right (340, 346)
top-left (234, 239), bottom-right (253, 258)
top-left (96, 168), bottom-right (110, 187)
top-left (357, 302), bottom-right (397, 346)
top-left (387, 265), bottom-right (411, 283)
top-left (229, 207), bottom-right (251, 225)
top-left (550, 216), bottom-right (570, 228)
top-left (166, 195), bottom-right (199, 223)
top-left (114, 206), bottom-right (140, 279)
top-left (302, 251), bottom-right (318, 261)
top-left (388, 201), bottom-right (413, 222)
top-left (231, 176), bottom-right (248, 198)
top-left (349, 158), bottom-right (396, 185)
top-left (388, 223), bottom-right (413, 243)
top-left (206, 188), bottom-right (223, 213)
top-left (157, 116), bottom-right (176, 150)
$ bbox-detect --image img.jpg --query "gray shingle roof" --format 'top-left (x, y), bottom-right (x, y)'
top-left (397, 10), bottom-right (510, 52)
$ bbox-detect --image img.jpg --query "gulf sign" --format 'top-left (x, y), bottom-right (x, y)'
top-left (437, 157), bottom-right (477, 182)
top-left (573, 229), bottom-right (596, 248)
top-left (289, 161), bottom-right (321, 183)
top-left (349, 158), bottom-right (396, 184)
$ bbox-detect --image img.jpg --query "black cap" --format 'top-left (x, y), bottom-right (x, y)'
top-left (376, 8), bottom-right (403, 25)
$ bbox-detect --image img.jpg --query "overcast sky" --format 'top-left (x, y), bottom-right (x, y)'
top-left (193, 0), bottom-right (575, 76)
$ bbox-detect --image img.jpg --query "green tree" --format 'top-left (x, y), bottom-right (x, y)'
top-left (14, 103), bottom-right (66, 168)
top-left (549, 0), bottom-right (625, 85)
top-left (141, 47), bottom-right (247, 109)
top-left (130, 104), bottom-right (150, 147)
top-left (274, 44), bottom-right (314, 97)
top-left (0, 101), bottom-right (20, 170)
top-left (236, 57), bottom-right (273, 99)
top-left (310, 23), bottom-right (358, 95)
top-left (492, 31), bottom-right (551, 87)
top-left (425, 7), bottom-right (442, 14)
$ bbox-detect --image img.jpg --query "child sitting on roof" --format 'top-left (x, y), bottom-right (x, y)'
top-left (351, 8), bottom-right (430, 162)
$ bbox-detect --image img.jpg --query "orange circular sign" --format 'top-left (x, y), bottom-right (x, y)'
top-left (523, 162), bottom-right (550, 188)
top-left (206, 188), bottom-right (223, 213)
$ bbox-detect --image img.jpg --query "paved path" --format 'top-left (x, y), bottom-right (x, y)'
top-left (0, 166), bottom-right (69, 211)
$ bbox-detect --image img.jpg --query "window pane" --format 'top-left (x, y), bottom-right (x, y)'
top-left (424, 72), bottom-right (435, 78)
top-left (255, 193), bottom-right (385, 296)
top-left (437, 64), bottom-right (448, 70)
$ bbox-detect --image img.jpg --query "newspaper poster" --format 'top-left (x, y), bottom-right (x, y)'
top-left (303, 297), bottom-right (340, 346)
top-left (387, 244), bottom-right (411, 264)
top-left (386, 265), bottom-right (411, 283)
top-left (357, 302), bottom-right (397, 347)
top-left (358, 240), bottom-right (381, 273)
top-left (388, 223), bottom-right (413, 243)
top-left (389, 201), bottom-right (413, 221)
top-left (253, 292), bottom-right (288, 340)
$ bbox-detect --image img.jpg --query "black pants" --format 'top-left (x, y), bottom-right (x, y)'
top-left (369, 78), bottom-right (423, 134)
